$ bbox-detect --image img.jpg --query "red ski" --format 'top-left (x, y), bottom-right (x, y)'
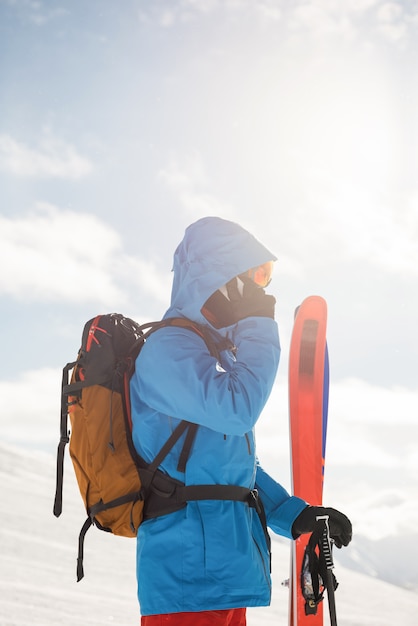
top-left (288, 296), bottom-right (329, 626)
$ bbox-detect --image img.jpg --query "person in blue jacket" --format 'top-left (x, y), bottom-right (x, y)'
top-left (130, 216), bottom-right (352, 626)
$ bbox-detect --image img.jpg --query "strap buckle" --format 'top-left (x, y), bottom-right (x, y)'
top-left (247, 488), bottom-right (260, 511)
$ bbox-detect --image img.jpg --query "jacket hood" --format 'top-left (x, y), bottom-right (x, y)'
top-left (164, 216), bottom-right (277, 325)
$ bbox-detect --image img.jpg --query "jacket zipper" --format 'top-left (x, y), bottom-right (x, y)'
top-left (222, 433), bottom-right (252, 455)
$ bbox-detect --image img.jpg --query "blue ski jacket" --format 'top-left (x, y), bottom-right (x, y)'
top-left (130, 216), bottom-right (306, 616)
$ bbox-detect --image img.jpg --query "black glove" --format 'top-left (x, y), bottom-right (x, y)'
top-left (202, 276), bottom-right (275, 328)
top-left (292, 506), bottom-right (352, 548)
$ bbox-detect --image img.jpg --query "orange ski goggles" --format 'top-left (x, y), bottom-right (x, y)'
top-left (245, 261), bottom-right (274, 288)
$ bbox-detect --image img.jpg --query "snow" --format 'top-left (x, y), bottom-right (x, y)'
top-left (1, 443), bottom-right (418, 626)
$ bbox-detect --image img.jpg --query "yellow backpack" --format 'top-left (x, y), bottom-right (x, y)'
top-left (53, 314), bottom-right (220, 580)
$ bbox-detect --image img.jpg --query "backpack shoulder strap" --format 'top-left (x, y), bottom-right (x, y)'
top-left (158, 317), bottom-right (235, 361)
top-left (138, 317), bottom-right (233, 476)
top-left (130, 318), bottom-right (231, 497)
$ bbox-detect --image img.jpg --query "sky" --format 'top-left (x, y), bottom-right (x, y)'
top-left (1, 0), bottom-right (418, 597)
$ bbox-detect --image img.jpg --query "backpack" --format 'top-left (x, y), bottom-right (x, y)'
top-left (53, 313), bottom-right (267, 581)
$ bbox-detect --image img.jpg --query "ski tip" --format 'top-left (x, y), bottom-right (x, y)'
top-left (294, 295), bottom-right (327, 322)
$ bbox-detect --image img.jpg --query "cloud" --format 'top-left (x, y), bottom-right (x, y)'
top-left (158, 155), bottom-right (238, 220)
top-left (276, 195), bottom-right (417, 279)
top-left (137, 0), bottom-right (418, 48)
top-left (0, 205), bottom-right (170, 307)
top-left (328, 374), bottom-right (418, 425)
top-left (287, 0), bottom-right (417, 48)
top-left (259, 376), bottom-right (418, 467)
top-left (0, 367), bottom-right (60, 448)
top-left (376, 2), bottom-right (408, 43)
top-left (2, 0), bottom-right (69, 26)
top-left (314, 191), bottom-right (418, 277)
top-left (0, 134), bottom-right (93, 179)
top-left (138, 0), bottom-right (282, 26)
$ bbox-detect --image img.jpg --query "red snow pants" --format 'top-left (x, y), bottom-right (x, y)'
top-left (141, 608), bottom-right (246, 625)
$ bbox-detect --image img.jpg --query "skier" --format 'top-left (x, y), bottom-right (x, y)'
top-left (130, 216), bottom-right (352, 625)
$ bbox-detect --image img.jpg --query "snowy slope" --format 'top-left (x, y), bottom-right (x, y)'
top-left (1, 444), bottom-right (418, 626)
